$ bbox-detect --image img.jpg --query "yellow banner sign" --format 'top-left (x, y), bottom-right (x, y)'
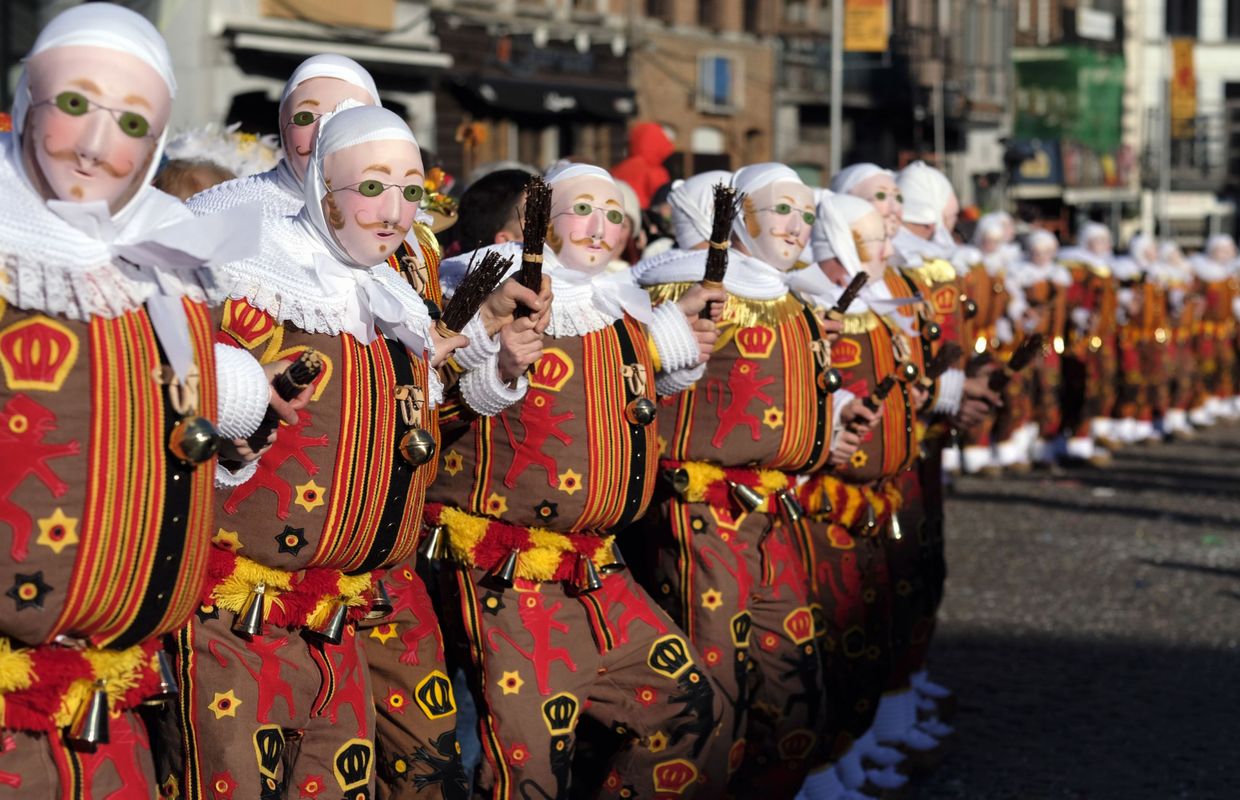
top-left (1170, 38), bottom-right (1196, 139)
top-left (845, 0), bottom-right (890, 53)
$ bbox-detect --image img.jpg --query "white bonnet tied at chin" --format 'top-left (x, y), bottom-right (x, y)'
top-left (974, 212), bottom-right (1011, 245)
top-left (302, 104), bottom-right (418, 266)
top-left (1078, 221), bottom-right (1112, 249)
top-left (896, 160), bottom-right (954, 227)
top-left (545, 162), bottom-right (614, 186)
top-left (280, 54), bottom-right (380, 109)
top-left (830, 163), bottom-right (894, 195)
top-left (12, 3), bottom-right (178, 212)
top-left (730, 162), bottom-right (805, 256)
top-left (668, 170), bottom-right (733, 249)
top-left (1026, 229), bottom-right (1058, 253)
top-left (811, 191), bottom-right (875, 272)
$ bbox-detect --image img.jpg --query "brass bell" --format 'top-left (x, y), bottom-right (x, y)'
top-left (232, 582), bottom-right (267, 639)
top-left (143, 650), bottom-right (179, 705)
top-left (600, 541), bottom-right (627, 574)
top-left (367, 580), bottom-right (394, 619)
top-left (419, 524), bottom-right (450, 562)
top-left (168, 415), bottom-right (219, 465)
top-left (573, 554), bottom-right (604, 594)
top-left (665, 468), bottom-right (691, 495)
top-left (625, 397), bottom-right (658, 427)
top-left (776, 489), bottom-right (804, 525)
top-left (66, 680), bottom-right (110, 749)
top-left (923, 321), bottom-right (942, 342)
top-left (889, 514), bottom-right (904, 541)
top-left (399, 427), bottom-right (437, 467)
top-left (820, 367), bottom-right (843, 394)
top-left (485, 548), bottom-right (520, 590)
top-left (961, 296), bottom-right (978, 319)
top-left (727, 480), bottom-right (764, 513)
top-left (897, 361), bottom-right (920, 384)
top-left (306, 599), bottom-right (349, 646)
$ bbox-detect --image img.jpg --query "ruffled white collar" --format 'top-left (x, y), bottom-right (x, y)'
top-left (630, 247), bottom-right (789, 301)
top-left (1010, 260), bottom-right (1073, 288)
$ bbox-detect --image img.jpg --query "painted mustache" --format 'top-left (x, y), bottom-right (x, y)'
top-left (42, 138), bottom-right (133, 179)
top-left (570, 235), bottom-right (612, 251)
top-left (354, 213), bottom-right (402, 231)
top-left (296, 145), bottom-right (312, 156)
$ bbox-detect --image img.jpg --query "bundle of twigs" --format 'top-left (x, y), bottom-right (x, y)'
top-left (700, 183), bottom-right (742, 319)
top-left (514, 176), bottom-right (553, 317)
top-left (245, 350), bottom-right (322, 450)
top-left (988, 333), bottom-right (1045, 397)
top-left (826, 272), bottom-right (870, 320)
top-left (438, 251), bottom-right (514, 335)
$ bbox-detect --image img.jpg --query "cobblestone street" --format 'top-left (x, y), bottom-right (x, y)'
top-left (920, 425), bottom-right (1240, 799)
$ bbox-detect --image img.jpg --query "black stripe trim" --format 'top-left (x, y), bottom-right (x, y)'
top-left (611, 320), bottom-right (650, 531)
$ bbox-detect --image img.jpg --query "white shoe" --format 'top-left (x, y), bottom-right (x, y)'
top-left (918, 718), bottom-right (954, 739)
top-left (1189, 405), bottom-right (1215, 427)
top-left (854, 730), bottom-right (905, 769)
top-left (962, 445), bottom-right (992, 473)
top-left (862, 766), bottom-right (908, 791)
top-left (1064, 436), bottom-right (1094, 460)
top-left (1133, 419), bottom-right (1157, 442)
top-left (797, 766), bottom-right (873, 800)
top-left (940, 446), bottom-right (961, 473)
top-left (1091, 417), bottom-right (1116, 440)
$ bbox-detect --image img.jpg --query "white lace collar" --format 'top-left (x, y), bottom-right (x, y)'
top-left (1189, 254), bottom-right (1233, 283)
top-left (187, 163), bottom-right (303, 220)
top-left (630, 247), bottom-right (789, 301)
top-left (213, 213), bottom-right (434, 353)
top-left (0, 133), bottom-right (255, 322)
top-left (1011, 260), bottom-right (1073, 288)
top-left (1057, 246), bottom-right (1112, 272)
top-left (892, 226), bottom-right (956, 270)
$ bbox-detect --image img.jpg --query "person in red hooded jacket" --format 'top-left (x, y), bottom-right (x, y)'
top-left (611, 121), bottom-right (675, 208)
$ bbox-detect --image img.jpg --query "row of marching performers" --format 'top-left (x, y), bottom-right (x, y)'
top-left (3, 6), bottom-right (1011, 800)
top-left (935, 214), bottom-right (1240, 477)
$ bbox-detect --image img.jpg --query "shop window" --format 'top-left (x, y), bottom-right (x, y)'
top-left (691, 125), bottom-right (726, 154)
top-left (697, 54), bottom-right (739, 114)
top-left (1229, 0), bottom-right (1240, 39)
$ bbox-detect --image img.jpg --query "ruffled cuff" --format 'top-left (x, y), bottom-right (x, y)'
top-left (649, 301), bottom-right (701, 374)
top-left (655, 363), bottom-right (705, 397)
top-left (932, 367), bottom-right (965, 416)
top-left (452, 314), bottom-right (500, 371)
top-left (831, 388), bottom-right (857, 430)
top-left (214, 343), bottom-right (269, 439)
top-left (461, 353), bottom-right (529, 416)
top-left (215, 459), bottom-right (258, 488)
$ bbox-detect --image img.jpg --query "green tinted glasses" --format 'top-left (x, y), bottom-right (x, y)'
top-left (288, 110), bottom-right (323, 127)
top-left (333, 179), bottom-right (425, 203)
top-left (41, 91), bottom-right (152, 138)
top-left (566, 202), bottom-right (625, 225)
top-left (764, 203), bottom-right (816, 225)
top-left (872, 190), bottom-right (905, 204)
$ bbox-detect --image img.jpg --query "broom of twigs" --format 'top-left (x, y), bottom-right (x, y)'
top-left (826, 272), bottom-right (870, 320)
top-left (699, 183), bottom-right (742, 319)
top-left (987, 333), bottom-right (1046, 398)
top-left (514, 176), bottom-right (553, 318)
top-left (438, 250), bottom-right (515, 336)
top-left (922, 341), bottom-right (964, 385)
top-left (245, 350), bottom-right (323, 450)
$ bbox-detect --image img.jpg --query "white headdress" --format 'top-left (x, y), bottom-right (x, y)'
top-left (830, 163), bottom-right (894, 196)
top-left (668, 170), bottom-right (732, 250)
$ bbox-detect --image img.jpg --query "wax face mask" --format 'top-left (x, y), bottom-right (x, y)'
top-left (281, 77), bottom-right (378, 183)
top-left (743, 180), bottom-right (816, 272)
top-left (849, 173), bottom-right (904, 238)
top-left (321, 139), bottom-right (425, 266)
top-left (23, 45), bottom-right (171, 211)
top-left (548, 174), bottom-right (626, 274)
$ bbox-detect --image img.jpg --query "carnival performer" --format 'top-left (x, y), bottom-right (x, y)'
top-left (1188, 234), bottom-right (1240, 424)
top-left (1058, 223), bottom-right (1120, 465)
top-left (631, 164), bottom-right (846, 794)
top-left (0, 5), bottom-right (276, 796)
top-left (426, 162), bottom-right (723, 799)
top-left (788, 191), bottom-right (925, 800)
top-left (168, 105), bottom-right (469, 799)
top-left (1160, 242), bottom-right (1201, 439)
top-left (1112, 235), bottom-right (1163, 446)
top-left (1007, 230), bottom-right (1072, 465)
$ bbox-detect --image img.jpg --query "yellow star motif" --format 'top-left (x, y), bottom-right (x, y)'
top-left (763, 406), bottom-right (785, 430)
top-left (35, 508), bottom-right (78, 555)
top-left (700, 589), bottom-right (724, 612)
top-left (647, 730), bottom-right (669, 753)
top-left (498, 670), bottom-right (524, 696)
top-left (443, 449), bottom-right (464, 477)
top-left (294, 480), bottom-right (327, 513)
top-left (485, 492), bottom-right (509, 516)
top-left (207, 689), bottom-right (241, 720)
top-left (557, 469), bottom-right (583, 496)
top-left (211, 528), bottom-right (243, 552)
top-left (369, 623), bottom-right (399, 645)
top-left (656, 435), bottom-right (668, 457)
top-left (850, 450), bottom-right (868, 469)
